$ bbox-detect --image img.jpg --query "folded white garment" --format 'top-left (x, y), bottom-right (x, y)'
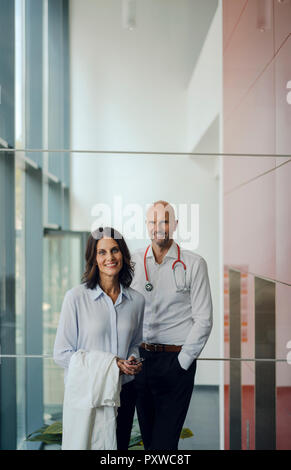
top-left (62, 350), bottom-right (121, 450)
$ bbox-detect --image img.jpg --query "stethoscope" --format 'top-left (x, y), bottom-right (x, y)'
top-left (144, 244), bottom-right (190, 293)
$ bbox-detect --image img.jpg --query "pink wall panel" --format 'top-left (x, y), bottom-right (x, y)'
top-left (223, 0), bottom-right (291, 450)
top-left (224, 61), bottom-right (276, 156)
top-left (274, 0), bottom-right (291, 50)
top-left (275, 36), bottom-right (291, 158)
top-left (275, 160), bottom-right (291, 285)
top-left (223, 156), bottom-right (276, 194)
top-left (224, 169), bottom-right (276, 280)
top-left (223, 0), bottom-right (274, 120)
top-left (223, 0), bottom-right (248, 47)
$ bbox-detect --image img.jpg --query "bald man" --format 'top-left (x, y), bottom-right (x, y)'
top-left (131, 201), bottom-right (213, 450)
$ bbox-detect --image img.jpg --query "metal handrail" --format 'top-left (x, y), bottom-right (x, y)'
top-left (0, 354), bottom-right (288, 362)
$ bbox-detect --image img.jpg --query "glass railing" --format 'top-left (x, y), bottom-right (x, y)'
top-left (0, 149), bottom-right (290, 451)
top-left (1, 0), bottom-right (290, 451)
top-left (0, 355), bottom-right (290, 450)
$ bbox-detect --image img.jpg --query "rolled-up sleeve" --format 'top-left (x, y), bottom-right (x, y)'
top-left (178, 258), bottom-right (213, 370)
top-left (53, 290), bottom-right (78, 369)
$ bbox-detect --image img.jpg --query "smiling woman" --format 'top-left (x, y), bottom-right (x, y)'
top-left (82, 226), bottom-right (133, 290)
top-left (53, 226), bottom-right (145, 449)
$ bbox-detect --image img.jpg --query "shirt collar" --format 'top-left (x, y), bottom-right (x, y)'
top-left (146, 241), bottom-right (178, 259)
top-left (120, 284), bottom-right (132, 300)
top-left (89, 283), bottom-right (132, 301)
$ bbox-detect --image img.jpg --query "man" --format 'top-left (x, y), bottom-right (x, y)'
top-left (131, 200), bottom-right (213, 450)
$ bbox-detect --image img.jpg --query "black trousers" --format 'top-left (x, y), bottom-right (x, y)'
top-left (134, 347), bottom-right (196, 451)
top-left (116, 380), bottom-right (137, 450)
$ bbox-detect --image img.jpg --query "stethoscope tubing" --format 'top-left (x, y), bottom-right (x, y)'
top-left (144, 243), bottom-right (188, 292)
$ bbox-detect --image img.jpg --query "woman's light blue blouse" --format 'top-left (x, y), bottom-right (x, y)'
top-left (53, 283), bottom-right (145, 384)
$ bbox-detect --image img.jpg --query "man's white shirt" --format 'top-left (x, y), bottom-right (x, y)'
top-left (131, 242), bottom-right (213, 370)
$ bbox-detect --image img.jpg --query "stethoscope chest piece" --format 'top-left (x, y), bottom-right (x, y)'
top-left (145, 282), bottom-right (153, 292)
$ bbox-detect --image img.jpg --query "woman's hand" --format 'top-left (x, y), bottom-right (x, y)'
top-left (127, 355), bottom-right (143, 375)
top-left (116, 355), bottom-right (143, 376)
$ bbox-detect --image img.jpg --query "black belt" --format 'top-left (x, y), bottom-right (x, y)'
top-left (141, 342), bottom-right (182, 352)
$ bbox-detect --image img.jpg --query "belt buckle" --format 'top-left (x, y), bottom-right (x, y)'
top-left (145, 343), bottom-right (158, 352)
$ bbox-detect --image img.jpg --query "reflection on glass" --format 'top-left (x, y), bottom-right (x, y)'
top-left (15, 165), bottom-right (26, 449)
top-left (43, 234), bottom-right (82, 423)
top-left (241, 274), bottom-right (255, 450)
top-left (0, 0), bottom-right (289, 453)
top-left (1, 356), bottom-right (289, 450)
top-left (276, 360), bottom-right (291, 450)
top-left (255, 276), bottom-right (276, 450)
top-left (228, 269), bottom-right (241, 450)
top-left (276, 283), bottom-right (291, 449)
top-left (241, 360), bottom-right (255, 450)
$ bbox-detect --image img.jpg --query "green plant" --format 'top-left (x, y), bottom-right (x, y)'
top-left (26, 421), bottom-right (62, 446)
top-left (26, 419), bottom-right (194, 448)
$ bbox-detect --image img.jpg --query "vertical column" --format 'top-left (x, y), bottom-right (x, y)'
top-left (47, 0), bottom-right (70, 230)
top-left (0, 0), bottom-right (16, 450)
top-left (23, 0), bottom-right (44, 446)
top-left (0, 151), bottom-right (16, 450)
top-left (229, 269), bottom-right (241, 449)
top-left (63, 0), bottom-right (70, 232)
top-left (0, 0), bottom-right (15, 147)
top-left (25, 0), bottom-right (43, 167)
top-left (25, 166), bottom-right (43, 439)
top-left (255, 277), bottom-right (276, 449)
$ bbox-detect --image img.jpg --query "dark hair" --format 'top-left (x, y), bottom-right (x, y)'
top-left (81, 227), bottom-right (134, 289)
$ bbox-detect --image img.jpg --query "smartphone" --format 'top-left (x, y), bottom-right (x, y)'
top-left (128, 357), bottom-right (145, 365)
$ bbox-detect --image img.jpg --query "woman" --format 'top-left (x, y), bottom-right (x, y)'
top-left (53, 227), bottom-right (145, 450)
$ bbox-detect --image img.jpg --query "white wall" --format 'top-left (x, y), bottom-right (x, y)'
top-left (70, 0), bottom-right (218, 152)
top-left (71, 153), bottom-right (220, 384)
top-left (69, 0), bottom-right (222, 385)
top-left (185, 2), bottom-right (223, 386)
top-left (187, 3), bottom-right (222, 153)
top-left (70, 0), bottom-right (189, 152)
